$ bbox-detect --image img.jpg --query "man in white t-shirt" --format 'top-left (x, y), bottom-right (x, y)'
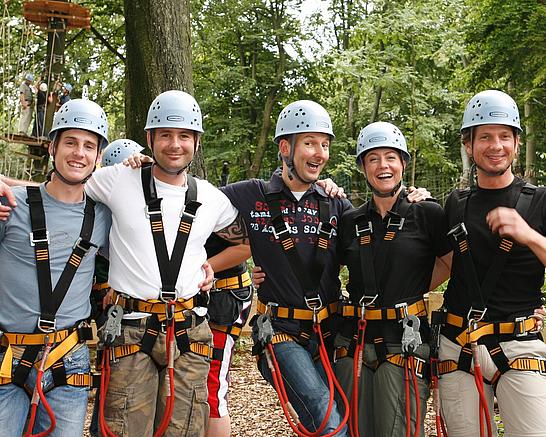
top-left (85, 90), bottom-right (248, 437)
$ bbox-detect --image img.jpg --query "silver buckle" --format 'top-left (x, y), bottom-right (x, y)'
top-left (271, 221), bottom-right (291, 240)
top-left (538, 357), bottom-right (546, 376)
top-left (305, 296), bottom-right (323, 311)
top-left (447, 222), bottom-right (468, 241)
top-left (395, 302), bottom-right (409, 321)
top-left (317, 222), bottom-right (334, 238)
top-left (467, 307), bottom-right (487, 323)
top-left (180, 207), bottom-right (196, 219)
top-left (145, 205), bottom-right (162, 218)
top-left (413, 356), bottom-right (426, 378)
top-left (514, 316), bottom-right (529, 337)
top-left (29, 231), bottom-right (50, 246)
top-left (386, 216), bottom-right (405, 230)
top-left (73, 237), bottom-right (96, 255)
top-left (355, 221), bottom-right (373, 236)
top-left (37, 317), bottom-right (56, 333)
top-left (265, 301), bottom-right (279, 317)
top-left (359, 294), bottom-right (378, 307)
top-left (159, 288), bottom-right (177, 303)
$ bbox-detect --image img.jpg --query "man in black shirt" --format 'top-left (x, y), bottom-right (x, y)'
top-left (439, 90), bottom-right (546, 436)
top-left (222, 100), bottom-right (352, 436)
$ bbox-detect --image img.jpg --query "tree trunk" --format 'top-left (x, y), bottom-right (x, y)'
top-left (524, 99), bottom-right (536, 184)
top-left (459, 143), bottom-right (471, 188)
top-left (124, 0), bottom-right (205, 177)
top-left (247, 0), bottom-right (286, 179)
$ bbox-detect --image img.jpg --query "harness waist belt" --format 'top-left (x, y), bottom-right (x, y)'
top-left (92, 282), bottom-right (110, 292)
top-left (0, 329), bottom-right (91, 382)
top-left (102, 341), bottom-right (214, 362)
top-left (209, 323), bottom-right (243, 338)
top-left (256, 300), bottom-right (338, 323)
top-left (446, 313), bottom-right (538, 346)
top-left (214, 272), bottom-right (251, 290)
top-left (111, 290), bottom-right (207, 315)
top-left (339, 299), bottom-right (427, 321)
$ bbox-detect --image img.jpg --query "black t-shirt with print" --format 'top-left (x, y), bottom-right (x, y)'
top-left (221, 170), bottom-right (352, 336)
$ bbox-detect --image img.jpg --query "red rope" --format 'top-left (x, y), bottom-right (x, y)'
top-left (23, 342), bottom-right (56, 437)
top-left (349, 318), bottom-right (366, 437)
top-left (98, 349), bottom-right (117, 437)
top-left (153, 307), bottom-right (176, 437)
top-left (265, 321), bottom-right (349, 437)
top-left (409, 357), bottom-right (421, 437)
top-left (430, 358), bottom-right (448, 437)
top-left (471, 342), bottom-right (492, 437)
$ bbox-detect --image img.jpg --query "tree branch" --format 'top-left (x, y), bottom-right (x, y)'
top-left (90, 25), bottom-right (126, 63)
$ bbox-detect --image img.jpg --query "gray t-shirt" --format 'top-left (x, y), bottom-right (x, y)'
top-left (0, 184), bottom-right (111, 332)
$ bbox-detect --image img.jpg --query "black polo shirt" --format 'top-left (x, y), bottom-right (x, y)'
top-left (338, 191), bottom-right (450, 342)
top-left (444, 177), bottom-right (546, 322)
top-left (205, 233), bottom-right (247, 279)
top-left (221, 169), bottom-right (352, 336)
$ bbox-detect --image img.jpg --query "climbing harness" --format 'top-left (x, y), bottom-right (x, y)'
top-left (255, 185), bottom-right (349, 436)
top-left (99, 163), bottom-right (209, 437)
top-left (442, 182), bottom-right (537, 437)
top-left (0, 186), bottom-right (97, 436)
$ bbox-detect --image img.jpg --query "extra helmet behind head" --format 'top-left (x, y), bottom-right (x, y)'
top-left (356, 121), bottom-right (410, 164)
top-left (274, 100), bottom-right (334, 144)
top-left (145, 90), bottom-right (204, 133)
top-left (50, 98), bottom-right (109, 150)
top-left (101, 139), bottom-right (144, 167)
top-left (461, 90), bottom-right (521, 133)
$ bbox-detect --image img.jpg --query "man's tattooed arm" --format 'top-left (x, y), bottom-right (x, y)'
top-left (215, 214), bottom-right (249, 245)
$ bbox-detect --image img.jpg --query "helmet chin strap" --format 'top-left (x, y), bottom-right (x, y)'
top-left (48, 144), bottom-right (95, 185)
top-left (367, 180), bottom-right (402, 198)
top-left (282, 134), bottom-right (316, 185)
top-left (469, 127), bottom-right (515, 178)
top-left (149, 130), bottom-right (196, 176)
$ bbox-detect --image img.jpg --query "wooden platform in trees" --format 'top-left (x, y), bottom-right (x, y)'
top-left (23, 1), bottom-right (91, 30)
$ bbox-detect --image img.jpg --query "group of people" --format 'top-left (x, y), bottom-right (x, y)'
top-left (0, 85), bottom-right (544, 437)
top-left (17, 73), bottom-right (72, 139)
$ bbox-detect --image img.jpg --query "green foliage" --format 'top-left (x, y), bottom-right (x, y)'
top-left (1, 0), bottom-right (544, 189)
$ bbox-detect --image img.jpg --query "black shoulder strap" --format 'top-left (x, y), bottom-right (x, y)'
top-left (141, 163), bottom-right (201, 301)
top-left (449, 183), bottom-right (536, 319)
top-left (355, 192), bottom-right (413, 305)
top-left (264, 187), bottom-right (334, 308)
top-left (27, 186), bottom-right (96, 332)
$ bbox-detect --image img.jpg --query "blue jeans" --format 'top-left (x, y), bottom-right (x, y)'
top-left (0, 344), bottom-right (90, 437)
top-left (258, 339), bottom-right (348, 436)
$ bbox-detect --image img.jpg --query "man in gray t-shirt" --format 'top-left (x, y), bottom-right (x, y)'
top-left (18, 73), bottom-right (34, 135)
top-left (0, 98), bottom-right (110, 437)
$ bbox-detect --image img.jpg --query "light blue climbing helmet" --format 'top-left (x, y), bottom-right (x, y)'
top-left (101, 139), bottom-right (144, 167)
top-left (461, 90), bottom-right (521, 133)
top-left (145, 90), bottom-right (204, 133)
top-left (49, 98), bottom-right (109, 150)
top-left (356, 121), bottom-right (410, 164)
top-left (273, 100), bottom-right (334, 144)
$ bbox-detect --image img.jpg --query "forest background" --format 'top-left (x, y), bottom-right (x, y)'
top-left (0, 0), bottom-right (545, 206)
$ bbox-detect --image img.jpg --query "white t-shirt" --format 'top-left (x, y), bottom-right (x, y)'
top-left (86, 164), bottom-right (238, 301)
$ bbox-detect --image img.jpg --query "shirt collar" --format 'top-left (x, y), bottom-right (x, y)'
top-left (265, 167), bottom-right (328, 200)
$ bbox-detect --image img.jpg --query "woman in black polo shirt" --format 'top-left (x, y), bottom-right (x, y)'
top-left (334, 121), bottom-right (452, 437)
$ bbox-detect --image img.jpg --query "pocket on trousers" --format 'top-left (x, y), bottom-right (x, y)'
top-left (183, 384), bottom-right (209, 437)
top-left (63, 344), bottom-right (91, 374)
top-left (103, 387), bottom-right (128, 436)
